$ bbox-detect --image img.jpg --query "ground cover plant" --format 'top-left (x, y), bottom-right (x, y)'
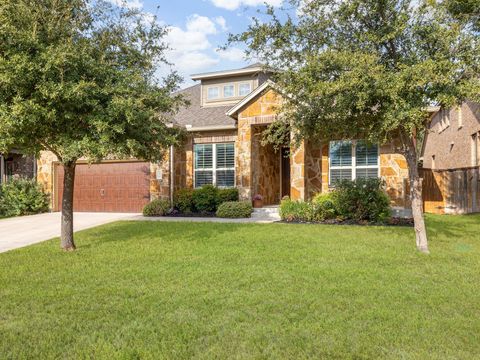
top-left (0, 178), bottom-right (49, 217)
top-left (1, 214), bottom-right (479, 359)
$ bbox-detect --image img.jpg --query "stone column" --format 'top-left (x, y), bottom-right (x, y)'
top-left (290, 141), bottom-right (307, 201)
top-left (236, 117), bottom-right (252, 201)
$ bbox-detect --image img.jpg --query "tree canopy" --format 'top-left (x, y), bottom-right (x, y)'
top-left (0, 0), bottom-right (183, 164)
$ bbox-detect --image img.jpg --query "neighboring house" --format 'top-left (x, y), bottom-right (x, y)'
top-left (0, 151), bottom-right (36, 185)
top-left (422, 101), bottom-right (480, 170)
top-left (420, 101), bottom-right (480, 214)
top-left (37, 64), bottom-right (413, 215)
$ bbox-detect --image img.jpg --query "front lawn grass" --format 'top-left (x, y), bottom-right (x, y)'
top-left (1, 214), bottom-right (479, 359)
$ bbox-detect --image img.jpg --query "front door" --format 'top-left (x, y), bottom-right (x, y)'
top-left (281, 147), bottom-right (291, 198)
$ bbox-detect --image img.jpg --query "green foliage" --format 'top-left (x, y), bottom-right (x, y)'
top-left (216, 201), bottom-right (253, 218)
top-left (0, 179), bottom-right (49, 217)
top-left (142, 199), bottom-right (170, 217)
top-left (281, 179), bottom-right (390, 223)
top-left (174, 186), bottom-right (239, 214)
top-left (334, 178), bottom-right (391, 222)
top-left (173, 188), bottom-right (195, 214)
top-left (0, 0), bottom-right (185, 164)
top-left (217, 188), bottom-right (239, 204)
top-left (312, 192), bottom-right (338, 221)
top-left (230, 0), bottom-right (480, 149)
top-left (192, 185), bottom-right (219, 214)
top-left (279, 198), bottom-right (315, 222)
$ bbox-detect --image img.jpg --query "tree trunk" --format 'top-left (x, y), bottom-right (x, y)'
top-left (404, 141), bottom-right (429, 254)
top-left (61, 161), bottom-right (76, 251)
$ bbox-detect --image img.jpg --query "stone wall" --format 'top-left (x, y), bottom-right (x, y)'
top-left (37, 151), bottom-right (58, 206)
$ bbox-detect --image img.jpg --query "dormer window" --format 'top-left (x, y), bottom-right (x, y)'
top-left (239, 83), bottom-right (251, 96)
top-left (207, 87), bottom-right (219, 100)
top-left (223, 85), bottom-right (234, 98)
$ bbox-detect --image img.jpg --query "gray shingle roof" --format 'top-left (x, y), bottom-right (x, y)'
top-left (172, 84), bottom-right (236, 128)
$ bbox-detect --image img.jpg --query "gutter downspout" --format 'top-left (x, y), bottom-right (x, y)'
top-left (0, 154), bottom-right (4, 184)
top-left (169, 145), bottom-right (174, 206)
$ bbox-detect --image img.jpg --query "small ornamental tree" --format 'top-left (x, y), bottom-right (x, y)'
top-left (0, 0), bottom-right (184, 250)
top-left (231, 0), bottom-right (480, 253)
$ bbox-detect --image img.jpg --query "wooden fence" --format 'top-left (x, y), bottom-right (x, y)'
top-left (420, 167), bottom-right (480, 214)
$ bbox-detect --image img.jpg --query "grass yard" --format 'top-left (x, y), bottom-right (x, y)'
top-left (1, 215), bottom-right (480, 359)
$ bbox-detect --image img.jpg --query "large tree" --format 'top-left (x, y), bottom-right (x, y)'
top-left (0, 0), bottom-right (184, 250)
top-left (231, 0), bottom-right (479, 253)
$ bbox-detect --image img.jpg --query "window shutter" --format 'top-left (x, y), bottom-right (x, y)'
top-left (355, 142), bottom-right (378, 166)
top-left (216, 143), bottom-right (235, 168)
top-left (330, 141), bottom-right (352, 167)
top-left (195, 144), bottom-right (213, 169)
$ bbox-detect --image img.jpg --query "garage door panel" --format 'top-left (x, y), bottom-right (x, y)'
top-left (56, 162), bottom-right (150, 213)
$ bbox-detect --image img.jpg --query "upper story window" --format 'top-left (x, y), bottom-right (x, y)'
top-left (438, 108), bottom-right (450, 133)
top-left (207, 87), bottom-right (219, 100)
top-left (239, 83), bottom-right (251, 96)
top-left (329, 140), bottom-right (379, 185)
top-left (223, 85), bottom-right (234, 98)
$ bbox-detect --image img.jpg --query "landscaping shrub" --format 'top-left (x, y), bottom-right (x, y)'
top-left (0, 179), bottom-right (49, 217)
top-left (216, 201), bottom-right (253, 218)
top-left (143, 199), bottom-right (170, 217)
top-left (334, 178), bottom-right (391, 222)
top-left (192, 185), bottom-right (218, 214)
top-left (217, 188), bottom-right (239, 204)
top-left (174, 188), bottom-right (194, 214)
top-left (279, 197), bottom-right (314, 222)
top-left (312, 192), bottom-right (338, 221)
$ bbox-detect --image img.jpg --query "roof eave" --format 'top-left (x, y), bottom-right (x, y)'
top-left (191, 67), bottom-right (265, 81)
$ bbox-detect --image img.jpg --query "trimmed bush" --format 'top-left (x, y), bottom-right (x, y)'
top-left (0, 179), bottom-right (49, 217)
top-left (216, 201), bottom-right (253, 218)
top-left (192, 185), bottom-right (218, 214)
top-left (312, 192), bottom-right (338, 221)
top-left (143, 199), bottom-right (170, 217)
top-left (334, 178), bottom-right (391, 222)
top-left (217, 188), bottom-right (239, 204)
top-left (174, 188), bottom-right (194, 214)
top-left (279, 197), bottom-right (314, 222)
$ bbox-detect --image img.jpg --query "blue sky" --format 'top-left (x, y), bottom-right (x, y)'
top-left (107, 0), bottom-right (285, 87)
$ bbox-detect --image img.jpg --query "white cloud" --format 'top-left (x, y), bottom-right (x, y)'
top-left (106, 0), bottom-right (143, 9)
top-left (217, 47), bottom-right (245, 61)
top-left (186, 14), bottom-right (218, 35)
top-left (166, 26), bottom-right (212, 52)
top-left (174, 52), bottom-right (220, 72)
top-left (210, 0), bottom-right (283, 11)
top-left (214, 16), bottom-right (228, 31)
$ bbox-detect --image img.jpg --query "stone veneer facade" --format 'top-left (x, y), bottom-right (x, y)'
top-left (35, 87), bottom-right (411, 214)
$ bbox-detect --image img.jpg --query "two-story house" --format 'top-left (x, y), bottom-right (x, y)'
top-left (37, 64), bottom-right (414, 215)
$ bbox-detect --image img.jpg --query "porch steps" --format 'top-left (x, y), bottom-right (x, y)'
top-left (251, 206), bottom-right (281, 221)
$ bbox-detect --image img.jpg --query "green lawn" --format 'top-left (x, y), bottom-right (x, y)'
top-left (1, 215), bottom-right (479, 359)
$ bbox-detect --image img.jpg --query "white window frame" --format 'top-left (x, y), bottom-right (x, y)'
top-left (194, 143), bottom-right (235, 188)
top-left (223, 84), bottom-right (235, 98)
top-left (328, 140), bottom-right (380, 186)
top-left (238, 83), bottom-right (251, 96)
top-left (207, 86), bottom-right (219, 100)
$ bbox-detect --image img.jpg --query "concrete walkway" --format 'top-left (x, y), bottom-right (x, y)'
top-left (0, 212), bottom-right (136, 253)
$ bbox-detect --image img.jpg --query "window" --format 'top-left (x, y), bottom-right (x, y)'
top-left (438, 108), bottom-right (450, 132)
top-left (472, 133), bottom-right (479, 167)
top-left (223, 85), bottom-right (234, 98)
top-left (194, 143), bottom-right (235, 188)
top-left (239, 83), bottom-right (251, 96)
top-left (207, 87), bottom-right (219, 100)
top-left (457, 106), bottom-right (463, 128)
top-left (329, 140), bottom-right (379, 185)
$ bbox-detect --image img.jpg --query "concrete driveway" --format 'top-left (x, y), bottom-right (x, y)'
top-left (0, 212), bottom-right (136, 253)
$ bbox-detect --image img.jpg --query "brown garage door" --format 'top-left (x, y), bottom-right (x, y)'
top-left (55, 162), bottom-right (150, 213)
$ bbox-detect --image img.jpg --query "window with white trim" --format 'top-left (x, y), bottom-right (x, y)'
top-left (239, 83), bottom-right (251, 96)
top-left (223, 85), bottom-right (234, 98)
top-left (207, 87), bottom-right (219, 100)
top-left (329, 140), bottom-right (379, 185)
top-left (194, 143), bottom-right (235, 188)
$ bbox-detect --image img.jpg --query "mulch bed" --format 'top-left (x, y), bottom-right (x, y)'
top-left (281, 217), bottom-right (414, 227)
top-left (164, 210), bottom-right (216, 218)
